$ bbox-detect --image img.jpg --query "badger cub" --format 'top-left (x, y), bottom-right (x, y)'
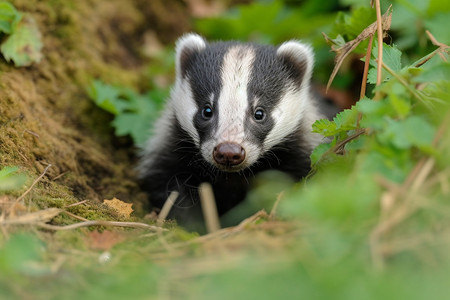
top-left (138, 33), bottom-right (324, 227)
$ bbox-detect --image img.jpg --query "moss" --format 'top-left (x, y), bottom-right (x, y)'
top-left (0, 0), bottom-right (191, 222)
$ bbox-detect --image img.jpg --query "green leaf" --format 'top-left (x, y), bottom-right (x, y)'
top-left (0, 166), bottom-right (27, 191)
top-left (389, 94), bottom-right (411, 119)
top-left (313, 106), bottom-right (359, 138)
top-left (413, 62), bottom-right (450, 83)
top-left (331, 7), bottom-right (376, 39)
top-left (310, 142), bottom-right (332, 165)
top-left (379, 116), bottom-right (435, 150)
top-left (87, 80), bottom-right (129, 115)
top-left (357, 98), bottom-right (392, 130)
top-left (312, 118), bottom-right (337, 137)
top-left (333, 107), bottom-right (359, 131)
top-left (0, 15), bottom-right (42, 67)
top-left (368, 43), bottom-right (402, 84)
top-left (0, 234), bottom-right (43, 274)
top-left (0, 1), bottom-right (22, 34)
top-left (111, 113), bottom-right (152, 146)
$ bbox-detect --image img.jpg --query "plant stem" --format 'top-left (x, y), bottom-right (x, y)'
top-left (374, 0), bottom-right (384, 100)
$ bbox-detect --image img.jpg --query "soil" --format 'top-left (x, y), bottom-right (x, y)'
top-left (0, 0), bottom-right (192, 218)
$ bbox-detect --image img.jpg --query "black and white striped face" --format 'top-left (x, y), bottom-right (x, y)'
top-left (171, 33), bottom-right (315, 172)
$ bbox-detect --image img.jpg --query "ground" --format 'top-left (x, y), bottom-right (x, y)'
top-left (1, 0), bottom-right (192, 217)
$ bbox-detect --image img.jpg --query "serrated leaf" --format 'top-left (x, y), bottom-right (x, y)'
top-left (0, 1), bottom-right (22, 34)
top-left (312, 118), bottom-right (337, 137)
top-left (310, 142), bottom-right (332, 165)
top-left (333, 107), bottom-right (358, 131)
top-left (368, 43), bottom-right (402, 84)
top-left (331, 7), bottom-right (376, 40)
top-left (0, 15), bottom-right (42, 67)
top-left (87, 80), bottom-right (129, 115)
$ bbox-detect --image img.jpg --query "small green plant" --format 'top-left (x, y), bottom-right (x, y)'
top-left (280, 0), bottom-right (450, 277)
top-left (87, 80), bottom-right (167, 146)
top-left (0, 166), bottom-right (26, 191)
top-left (0, 1), bottom-right (42, 67)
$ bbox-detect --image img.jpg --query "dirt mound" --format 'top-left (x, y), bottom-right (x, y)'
top-left (0, 0), bottom-right (191, 215)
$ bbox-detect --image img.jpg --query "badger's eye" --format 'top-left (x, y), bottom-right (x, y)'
top-left (254, 108), bottom-right (265, 121)
top-left (202, 104), bottom-right (213, 119)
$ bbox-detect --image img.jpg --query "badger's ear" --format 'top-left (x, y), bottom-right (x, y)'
top-left (276, 41), bottom-right (314, 86)
top-left (175, 33), bottom-right (206, 78)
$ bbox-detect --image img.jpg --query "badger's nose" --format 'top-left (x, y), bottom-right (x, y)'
top-left (213, 143), bottom-right (245, 167)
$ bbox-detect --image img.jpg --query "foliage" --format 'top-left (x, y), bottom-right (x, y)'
top-left (0, 166), bottom-right (26, 191)
top-left (0, 1), bottom-right (42, 67)
top-left (87, 80), bottom-right (167, 146)
top-left (1, 0), bottom-right (449, 299)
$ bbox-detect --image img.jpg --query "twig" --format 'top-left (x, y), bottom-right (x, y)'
top-left (333, 128), bottom-right (367, 155)
top-left (374, 0), bottom-right (384, 99)
top-left (33, 220), bottom-right (167, 231)
top-left (62, 210), bottom-right (89, 222)
top-left (381, 61), bottom-right (425, 104)
top-left (370, 111), bottom-right (450, 269)
top-left (413, 31), bottom-right (449, 67)
top-left (199, 182), bottom-right (221, 233)
top-left (23, 129), bottom-right (40, 138)
top-left (8, 164), bottom-right (52, 213)
top-left (410, 158), bottom-right (435, 192)
top-left (52, 171), bottom-right (68, 181)
top-left (269, 192), bottom-right (285, 220)
top-left (231, 210), bottom-right (268, 233)
top-left (323, 5), bottom-right (392, 91)
top-left (157, 191), bottom-right (178, 226)
top-left (360, 35), bottom-right (374, 100)
top-left (65, 200), bottom-right (88, 208)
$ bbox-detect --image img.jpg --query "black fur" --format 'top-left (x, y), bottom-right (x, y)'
top-left (139, 35), bottom-right (325, 231)
top-left (140, 114), bottom-right (311, 229)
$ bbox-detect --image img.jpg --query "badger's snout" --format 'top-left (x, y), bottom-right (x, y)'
top-left (213, 142), bottom-right (246, 167)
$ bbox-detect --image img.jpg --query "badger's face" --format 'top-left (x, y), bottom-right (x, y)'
top-left (171, 34), bottom-right (315, 172)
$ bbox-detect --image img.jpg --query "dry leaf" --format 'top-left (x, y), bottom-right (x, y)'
top-left (324, 5), bottom-right (393, 90)
top-left (103, 197), bottom-right (133, 218)
top-left (87, 230), bottom-right (125, 250)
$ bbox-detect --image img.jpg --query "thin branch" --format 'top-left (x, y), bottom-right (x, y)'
top-left (199, 182), bottom-right (221, 233)
top-left (157, 191), bottom-right (178, 226)
top-left (374, 0), bottom-right (384, 100)
top-left (360, 35), bottom-right (374, 100)
top-left (33, 220), bottom-right (167, 231)
top-left (269, 192), bottom-right (285, 220)
top-left (333, 128), bottom-right (367, 155)
top-left (381, 61), bottom-right (425, 104)
top-left (8, 164), bottom-right (52, 213)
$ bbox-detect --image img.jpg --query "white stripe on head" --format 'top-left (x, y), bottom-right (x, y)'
top-left (216, 46), bottom-right (254, 143)
top-left (201, 46), bottom-right (261, 167)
